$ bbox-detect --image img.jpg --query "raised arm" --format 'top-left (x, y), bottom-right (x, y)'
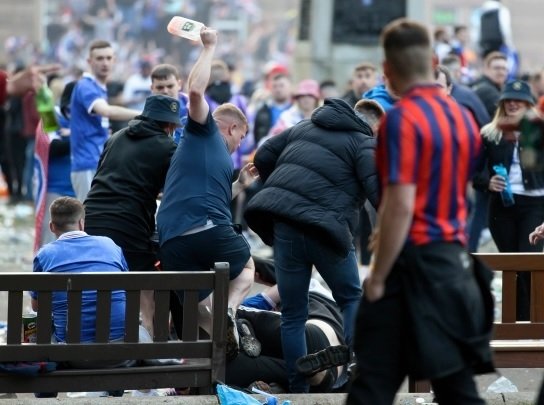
top-left (187, 27), bottom-right (218, 124)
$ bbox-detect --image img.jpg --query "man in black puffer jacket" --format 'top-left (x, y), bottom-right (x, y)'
top-left (244, 97), bottom-right (378, 393)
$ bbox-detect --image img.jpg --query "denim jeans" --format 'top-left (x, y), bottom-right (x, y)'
top-left (467, 190), bottom-right (489, 252)
top-left (273, 221), bottom-right (362, 393)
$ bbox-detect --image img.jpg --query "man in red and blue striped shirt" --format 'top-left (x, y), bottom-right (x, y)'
top-left (347, 19), bottom-right (494, 405)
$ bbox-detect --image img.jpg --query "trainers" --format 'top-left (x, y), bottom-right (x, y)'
top-left (226, 308), bottom-right (240, 361)
top-left (296, 344), bottom-right (350, 376)
top-left (237, 318), bottom-right (261, 357)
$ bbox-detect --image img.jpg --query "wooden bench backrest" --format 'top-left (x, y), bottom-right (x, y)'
top-left (473, 253), bottom-right (544, 340)
top-left (0, 264), bottom-right (229, 374)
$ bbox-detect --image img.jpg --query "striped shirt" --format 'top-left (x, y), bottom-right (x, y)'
top-left (377, 84), bottom-right (482, 246)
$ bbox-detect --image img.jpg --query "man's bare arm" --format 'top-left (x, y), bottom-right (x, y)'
top-left (365, 183), bottom-right (415, 301)
top-left (92, 99), bottom-right (140, 121)
top-left (7, 64), bottom-right (61, 96)
top-left (187, 27), bottom-right (217, 125)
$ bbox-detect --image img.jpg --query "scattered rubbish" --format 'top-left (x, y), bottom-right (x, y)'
top-left (487, 376), bottom-right (518, 393)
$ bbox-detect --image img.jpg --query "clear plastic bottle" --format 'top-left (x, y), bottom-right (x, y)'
top-left (35, 84), bottom-right (59, 133)
top-left (167, 16), bottom-right (204, 41)
top-left (493, 163), bottom-right (515, 207)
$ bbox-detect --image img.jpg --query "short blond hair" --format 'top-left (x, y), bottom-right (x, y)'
top-left (354, 99), bottom-right (385, 131)
top-left (213, 103), bottom-right (248, 128)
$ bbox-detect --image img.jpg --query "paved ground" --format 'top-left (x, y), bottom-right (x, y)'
top-left (0, 197), bottom-right (542, 396)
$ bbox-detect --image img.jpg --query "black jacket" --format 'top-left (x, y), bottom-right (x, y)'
top-left (84, 118), bottom-right (176, 242)
top-left (253, 103), bottom-right (273, 145)
top-left (451, 84), bottom-right (491, 128)
top-left (473, 136), bottom-right (544, 192)
top-left (245, 98), bottom-right (379, 256)
top-left (471, 76), bottom-right (502, 119)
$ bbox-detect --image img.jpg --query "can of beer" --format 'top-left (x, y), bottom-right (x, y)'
top-left (22, 313), bottom-right (37, 343)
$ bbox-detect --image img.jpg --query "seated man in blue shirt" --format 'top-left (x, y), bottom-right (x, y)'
top-left (31, 196), bottom-right (128, 347)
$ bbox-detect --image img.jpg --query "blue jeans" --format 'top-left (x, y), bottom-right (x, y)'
top-left (467, 190), bottom-right (489, 252)
top-left (273, 222), bottom-right (362, 393)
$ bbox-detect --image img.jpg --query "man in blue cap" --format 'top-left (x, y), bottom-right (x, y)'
top-left (84, 94), bottom-right (179, 334)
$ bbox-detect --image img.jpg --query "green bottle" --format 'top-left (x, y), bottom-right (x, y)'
top-left (35, 84), bottom-right (59, 133)
top-left (519, 113), bottom-right (544, 171)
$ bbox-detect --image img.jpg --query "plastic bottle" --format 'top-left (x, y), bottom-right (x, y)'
top-left (493, 164), bottom-right (515, 207)
top-left (35, 84), bottom-right (59, 133)
top-left (167, 16), bottom-right (204, 41)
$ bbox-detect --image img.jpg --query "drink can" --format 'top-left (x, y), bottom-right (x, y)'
top-left (22, 313), bottom-right (37, 343)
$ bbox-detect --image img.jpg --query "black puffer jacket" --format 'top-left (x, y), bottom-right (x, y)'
top-left (245, 98), bottom-right (379, 256)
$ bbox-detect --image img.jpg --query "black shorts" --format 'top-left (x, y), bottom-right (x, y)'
top-left (160, 225), bottom-right (251, 301)
top-left (160, 224), bottom-right (250, 280)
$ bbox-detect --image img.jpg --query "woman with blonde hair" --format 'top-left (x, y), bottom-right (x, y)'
top-left (473, 80), bottom-right (544, 321)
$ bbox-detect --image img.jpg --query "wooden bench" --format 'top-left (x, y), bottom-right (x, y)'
top-left (409, 252), bottom-right (544, 392)
top-left (0, 263), bottom-right (229, 395)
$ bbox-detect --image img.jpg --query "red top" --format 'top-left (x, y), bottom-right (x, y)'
top-left (0, 70), bottom-right (7, 106)
top-left (377, 84), bottom-right (482, 246)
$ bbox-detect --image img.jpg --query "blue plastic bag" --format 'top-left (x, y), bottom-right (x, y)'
top-left (216, 384), bottom-right (263, 405)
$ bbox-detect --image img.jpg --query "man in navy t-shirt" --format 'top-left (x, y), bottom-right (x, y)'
top-left (156, 26), bottom-right (258, 360)
top-left (31, 197), bottom-right (128, 344)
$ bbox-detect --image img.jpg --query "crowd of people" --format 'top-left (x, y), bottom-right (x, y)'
top-left (2, 0), bottom-right (544, 402)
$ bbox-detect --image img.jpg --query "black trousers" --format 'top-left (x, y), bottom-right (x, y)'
top-left (347, 244), bottom-right (487, 405)
top-left (488, 193), bottom-right (544, 320)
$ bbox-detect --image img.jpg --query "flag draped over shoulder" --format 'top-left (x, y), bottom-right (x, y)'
top-left (33, 120), bottom-right (50, 253)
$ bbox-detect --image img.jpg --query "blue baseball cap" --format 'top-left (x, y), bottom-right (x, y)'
top-left (141, 95), bottom-right (181, 125)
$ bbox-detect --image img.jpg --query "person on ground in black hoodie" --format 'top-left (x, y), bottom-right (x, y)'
top-left (244, 97), bottom-right (379, 393)
top-left (83, 94), bottom-right (179, 335)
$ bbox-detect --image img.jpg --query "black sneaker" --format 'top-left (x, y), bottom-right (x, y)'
top-left (226, 308), bottom-right (239, 361)
top-left (237, 318), bottom-right (261, 357)
top-left (296, 344), bottom-right (350, 376)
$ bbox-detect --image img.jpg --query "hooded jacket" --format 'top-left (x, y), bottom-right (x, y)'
top-left (363, 84), bottom-right (396, 112)
top-left (245, 98), bottom-right (379, 256)
top-left (84, 118), bottom-right (176, 242)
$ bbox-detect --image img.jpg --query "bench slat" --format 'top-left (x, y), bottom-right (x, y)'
top-left (494, 322), bottom-right (544, 340)
top-left (182, 291), bottom-right (199, 341)
top-left (153, 290), bottom-right (170, 342)
top-left (532, 272), bottom-right (544, 322)
top-left (7, 291), bottom-right (23, 344)
top-left (124, 290), bottom-right (140, 342)
top-left (37, 292), bottom-right (52, 343)
top-left (0, 272), bottom-right (217, 291)
top-left (474, 252), bottom-right (544, 270)
top-left (0, 341), bottom-right (213, 362)
top-left (66, 290), bottom-right (82, 343)
top-left (95, 290), bottom-right (112, 343)
top-left (502, 272), bottom-right (517, 323)
top-left (211, 263), bottom-right (229, 384)
top-left (0, 365), bottom-right (211, 393)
